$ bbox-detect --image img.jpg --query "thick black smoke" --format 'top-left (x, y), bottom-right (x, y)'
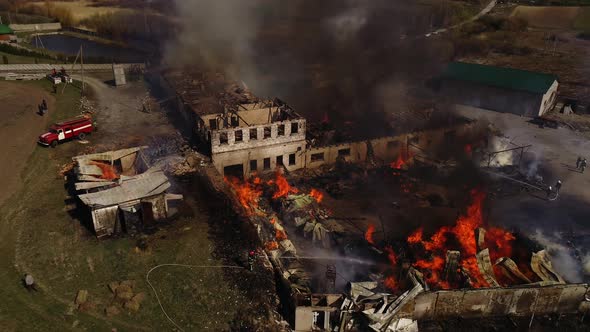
top-left (165, 0), bottom-right (451, 137)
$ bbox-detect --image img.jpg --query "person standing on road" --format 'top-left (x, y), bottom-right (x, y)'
top-left (581, 159), bottom-right (587, 173)
top-left (577, 156), bottom-right (582, 169)
top-left (555, 180), bottom-right (562, 193)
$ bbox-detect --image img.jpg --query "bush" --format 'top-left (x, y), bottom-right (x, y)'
top-left (19, 2), bottom-right (76, 27)
top-left (501, 17), bottom-right (528, 32)
top-left (454, 38), bottom-right (490, 57)
top-left (0, 43), bottom-right (51, 59)
top-left (477, 16), bottom-right (506, 31)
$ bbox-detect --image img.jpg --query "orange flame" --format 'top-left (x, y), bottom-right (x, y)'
top-left (390, 148), bottom-right (413, 170)
top-left (406, 190), bottom-right (516, 289)
top-left (384, 276), bottom-right (397, 291)
top-left (310, 189), bottom-right (324, 203)
top-left (365, 224), bottom-right (376, 245)
top-left (384, 246), bottom-right (397, 265)
top-left (90, 161), bottom-right (118, 180)
top-left (265, 241), bottom-right (279, 251)
top-left (407, 228), bottom-right (423, 244)
top-left (224, 176), bottom-right (263, 215)
top-left (276, 229), bottom-right (288, 241)
top-left (269, 171), bottom-right (298, 199)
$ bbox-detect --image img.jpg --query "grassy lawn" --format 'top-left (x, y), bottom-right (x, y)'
top-left (0, 80), bottom-right (247, 330)
top-left (574, 7), bottom-right (590, 32)
top-left (0, 51), bottom-right (57, 65)
top-left (30, 0), bottom-right (135, 21)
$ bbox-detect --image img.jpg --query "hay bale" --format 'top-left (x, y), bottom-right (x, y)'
top-left (120, 280), bottom-right (136, 289)
top-left (75, 290), bottom-right (88, 305)
top-left (105, 305), bottom-right (120, 317)
top-left (115, 285), bottom-right (134, 300)
top-left (108, 282), bottom-right (120, 294)
top-left (124, 299), bottom-right (141, 311)
top-left (132, 292), bottom-right (146, 304)
top-left (78, 301), bottom-right (95, 312)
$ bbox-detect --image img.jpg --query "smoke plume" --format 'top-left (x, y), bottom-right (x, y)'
top-left (530, 230), bottom-right (584, 283)
top-left (165, 0), bottom-right (450, 135)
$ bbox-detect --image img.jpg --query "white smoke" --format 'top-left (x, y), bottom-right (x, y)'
top-left (485, 136), bottom-right (514, 167)
top-left (326, 7), bottom-right (368, 42)
top-left (164, 0), bottom-right (260, 76)
top-left (530, 230), bottom-right (584, 283)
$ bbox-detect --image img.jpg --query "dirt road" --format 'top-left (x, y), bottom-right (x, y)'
top-left (74, 75), bottom-right (174, 148)
top-left (0, 81), bottom-right (53, 205)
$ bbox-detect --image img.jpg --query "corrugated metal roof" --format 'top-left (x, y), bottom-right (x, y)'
top-left (442, 62), bottom-right (557, 94)
top-left (0, 24), bottom-right (14, 35)
top-left (78, 170), bottom-right (170, 208)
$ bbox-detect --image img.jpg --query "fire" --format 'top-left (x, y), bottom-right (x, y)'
top-left (365, 224), bottom-right (376, 245)
top-left (265, 241), bottom-right (279, 251)
top-left (407, 228), bottom-right (423, 244)
top-left (309, 189), bottom-right (324, 203)
top-left (464, 144), bottom-right (472, 156)
top-left (90, 161), bottom-right (118, 180)
top-left (384, 276), bottom-right (397, 290)
top-left (276, 229), bottom-right (288, 241)
top-left (405, 190), bottom-right (516, 289)
top-left (224, 176), bottom-right (263, 215)
top-left (269, 171), bottom-right (298, 199)
top-left (390, 148), bottom-right (413, 170)
top-left (384, 246), bottom-right (397, 265)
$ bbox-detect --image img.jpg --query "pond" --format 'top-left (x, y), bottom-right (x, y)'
top-left (37, 34), bottom-right (147, 63)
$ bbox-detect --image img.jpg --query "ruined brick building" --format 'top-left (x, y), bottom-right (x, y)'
top-left (153, 69), bottom-right (476, 177)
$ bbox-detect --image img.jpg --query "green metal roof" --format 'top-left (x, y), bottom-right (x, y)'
top-left (0, 24), bottom-right (13, 35)
top-left (441, 62), bottom-right (557, 94)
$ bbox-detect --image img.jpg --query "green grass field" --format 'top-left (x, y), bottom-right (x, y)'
top-left (574, 7), bottom-right (590, 31)
top-left (0, 80), bottom-right (247, 331)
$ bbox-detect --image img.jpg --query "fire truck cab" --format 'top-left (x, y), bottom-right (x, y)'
top-left (47, 68), bottom-right (73, 84)
top-left (38, 116), bottom-right (94, 147)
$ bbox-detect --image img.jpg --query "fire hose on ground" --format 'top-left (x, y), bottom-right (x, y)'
top-left (146, 263), bottom-right (244, 332)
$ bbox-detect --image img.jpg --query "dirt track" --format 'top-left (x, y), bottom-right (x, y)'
top-left (0, 81), bottom-right (53, 205)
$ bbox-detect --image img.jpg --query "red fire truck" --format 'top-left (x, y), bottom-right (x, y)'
top-left (38, 116), bottom-right (94, 147)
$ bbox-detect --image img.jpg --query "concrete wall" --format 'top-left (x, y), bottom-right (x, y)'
top-left (213, 140), bottom-right (307, 176)
top-left (303, 124), bottom-right (470, 169)
top-left (211, 119), bottom-right (306, 154)
top-left (408, 284), bottom-right (589, 320)
top-left (440, 80), bottom-right (547, 117)
top-left (539, 80), bottom-right (559, 116)
top-left (10, 23), bottom-right (62, 32)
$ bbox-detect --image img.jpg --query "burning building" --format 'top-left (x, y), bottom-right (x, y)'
top-left (153, 69), bottom-right (476, 177)
top-left (147, 68), bottom-right (589, 331)
top-left (72, 147), bottom-right (183, 238)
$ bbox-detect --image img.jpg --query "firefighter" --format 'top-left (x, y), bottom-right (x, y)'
top-left (247, 250), bottom-right (256, 271)
top-left (581, 159), bottom-right (587, 173)
top-left (555, 180), bottom-right (562, 193)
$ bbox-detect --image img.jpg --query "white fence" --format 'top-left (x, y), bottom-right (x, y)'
top-left (0, 63), bottom-right (145, 73)
top-left (9, 23), bottom-right (63, 32)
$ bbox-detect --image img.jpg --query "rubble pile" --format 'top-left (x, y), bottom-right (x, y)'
top-left (105, 280), bottom-right (146, 316)
top-left (221, 160), bottom-right (590, 331)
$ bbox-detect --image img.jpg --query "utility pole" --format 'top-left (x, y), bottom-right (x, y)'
top-left (81, 45), bottom-right (85, 94)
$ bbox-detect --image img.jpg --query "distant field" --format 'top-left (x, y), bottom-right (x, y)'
top-left (31, 0), bottom-right (135, 21)
top-left (511, 6), bottom-right (581, 29)
top-left (574, 7), bottom-right (590, 31)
